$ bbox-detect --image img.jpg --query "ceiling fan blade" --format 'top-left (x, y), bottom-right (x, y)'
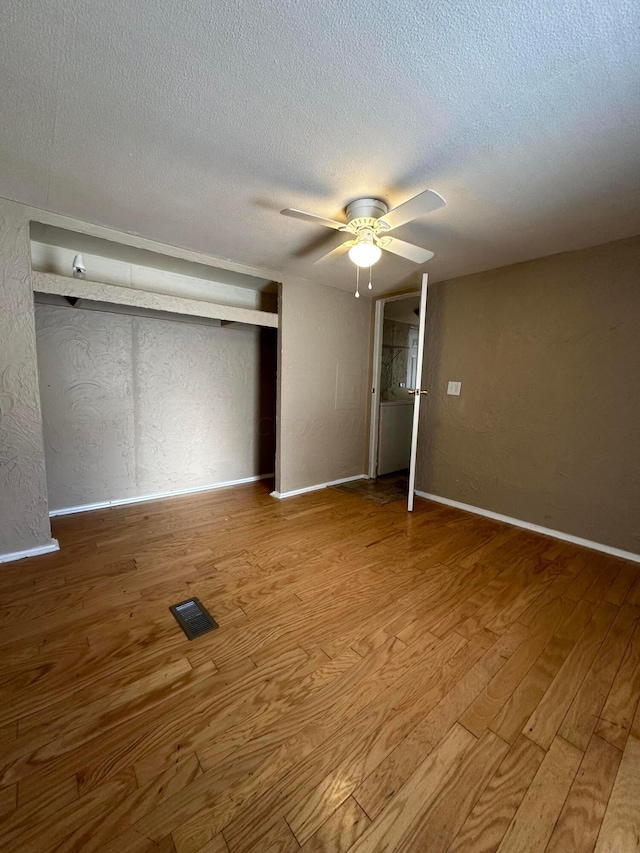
top-left (312, 237), bottom-right (354, 264)
top-left (281, 208), bottom-right (347, 230)
top-left (377, 189), bottom-right (445, 231)
top-left (377, 236), bottom-right (434, 264)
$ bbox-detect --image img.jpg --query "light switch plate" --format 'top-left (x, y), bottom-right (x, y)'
top-left (447, 381), bottom-right (462, 396)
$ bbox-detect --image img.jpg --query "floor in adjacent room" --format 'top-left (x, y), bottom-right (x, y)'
top-left (330, 471), bottom-right (408, 506)
top-left (0, 481), bottom-right (639, 853)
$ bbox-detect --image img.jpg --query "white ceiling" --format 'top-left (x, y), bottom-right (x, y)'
top-left (2, 0), bottom-right (639, 295)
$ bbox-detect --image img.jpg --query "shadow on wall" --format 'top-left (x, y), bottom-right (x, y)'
top-left (258, 326), bottom-right (277, 474)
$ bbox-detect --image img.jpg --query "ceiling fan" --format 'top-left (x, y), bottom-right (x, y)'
top-left (281, 189), bottom-right (445, 270)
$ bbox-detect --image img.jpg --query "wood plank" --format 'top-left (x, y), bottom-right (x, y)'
top-left (593, 735), bottom-right (640, 853)
top-left (456, 569), bottom-right (529, 640)
top-left (95, 827), bottom-right (160, 853)
top-left (391, 730), bottom-right (510, 852)
top-left (596, 620), bottom-right (640, 751)
top-left (604, 563), bottom-right (639, 606)
top-left (516, 560), bottom-right (584, 628)
top-left (565, 562), bottom-right (601, 601)
top-left (523, 601), bottom-right (617, 750)
top-left (458, 597), bottom-right (570, 737)
top-left (486, 565), bottom-right (562, 635)
top-left (347, 724), bottom-right (476, 853)
top-left (351, 627), bottom-right (523, 822)
top-left (448, 734), bottom-right (545, 853)
top-left (0, 657), bottom-right (217, 789)
top-left (624, 573), bottom-right (640, 607)
top-left (546, 734), bottom-right (621, 853)
top-left (0, 723), bottom-right (16, 747)
top-left (583, 565), bottom-right (621, 605)
top-left (19, 656), bottom-right (193, 737)
top-left (299, 797), bottom-right (369, 852)
top-left (495, 736), bottom-right (582, 853)
top-left (168, 799), bottom-right (235, 853)
top-left (0, 774), bottom-right (137, 852)
top-left (632, 690), bottom-right (640, 741)
top-left (192, 837), bottom-right (229, 853)
top-left (0, 784), bottom-right (16, 818)
top-left (8, 753), bottom-right (199, 853)
top-left (489, 595), bottom-right (596, 744)
top-left (283, 635), bottom-right (482, 844)
top-left (242, 820), bottom-right (297, 852)
top-left (3, 775), bottom-right (78, 838)
top-left (560, 605), bottom-right (640, 751)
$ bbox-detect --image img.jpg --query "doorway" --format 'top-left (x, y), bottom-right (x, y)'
top-left (368, 276), bottom-right (429, 510)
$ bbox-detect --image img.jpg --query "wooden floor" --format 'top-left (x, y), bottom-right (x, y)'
top-left (1, 483), bottom-right (639, 853)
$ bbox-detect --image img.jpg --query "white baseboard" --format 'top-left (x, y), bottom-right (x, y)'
top-left (415, 490), bottom-right (640, 564)
top-left (271, 474), bottom-right (368, 499)
top-left (49, 474), bottom-right (274, 517)
top-left (0, 539), bottom-right (60, 565)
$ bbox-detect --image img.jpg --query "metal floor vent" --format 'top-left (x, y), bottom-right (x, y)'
top-left (170, 598), bottom-right (218, 640)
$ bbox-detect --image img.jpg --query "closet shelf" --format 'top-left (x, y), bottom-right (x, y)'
top-left (32, 271), bottom-right (279, 329)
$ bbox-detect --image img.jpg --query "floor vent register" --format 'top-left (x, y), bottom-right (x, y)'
top-left (169, 598), bottom-right (218, 640)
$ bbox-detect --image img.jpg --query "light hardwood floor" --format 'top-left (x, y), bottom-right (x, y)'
top-left (1, 482), bottom-right (639, 852)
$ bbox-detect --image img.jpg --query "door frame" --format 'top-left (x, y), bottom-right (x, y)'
top-left (368, 289), bottom-right (421, 480)
top-left (407, 274), bottom-right (429, 511)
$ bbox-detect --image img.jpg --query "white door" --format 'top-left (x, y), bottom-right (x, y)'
top-left (407, 273), bottom-right (429, 511)
top-left (377, 403), bottom-right (413, 475)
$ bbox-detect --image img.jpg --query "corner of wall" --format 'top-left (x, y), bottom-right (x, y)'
top-left (278, 274), bottom-right (371, 494)
top-left (274, 281), bottom-right (283, 496)
top-left (0, 197), bottom-right (53, 555)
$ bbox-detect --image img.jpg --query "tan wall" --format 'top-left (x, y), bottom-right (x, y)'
top-left (278, 275), bottom-right (371, 494)
top-left (416, 235), bottom-right (640, 554)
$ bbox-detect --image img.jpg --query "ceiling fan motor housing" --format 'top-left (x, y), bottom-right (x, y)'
top-left (345, 198), bottom-right (390, 232)
top-left (280, 188), bottom-right (442, 269)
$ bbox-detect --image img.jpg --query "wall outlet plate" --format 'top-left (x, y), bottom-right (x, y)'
top-left (447, 381), bottom-right (462, 396)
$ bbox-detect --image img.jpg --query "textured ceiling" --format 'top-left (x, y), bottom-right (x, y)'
top-left (2, 0), bottom-right (639, 295)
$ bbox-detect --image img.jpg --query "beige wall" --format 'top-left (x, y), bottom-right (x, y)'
top-left (36, 303), bottom-right (276, 511)
top-left (416, 235), bottom-right (640, 554)
top-left (277, 275), bottom-right (371, 494)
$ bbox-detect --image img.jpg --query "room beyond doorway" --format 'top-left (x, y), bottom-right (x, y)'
top-left (369, 291), bottom-right (422, 482)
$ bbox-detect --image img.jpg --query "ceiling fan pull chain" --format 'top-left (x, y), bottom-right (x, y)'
top-left (355, 266), bottom-right (360, 298)
top-left (368, 266), bottom-right (373, 290)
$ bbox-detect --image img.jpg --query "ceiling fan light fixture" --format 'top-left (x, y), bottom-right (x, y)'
top-left (348, 234), bottom-right (382, 267)
top-left (281, 189), bottom-right (445, 268)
